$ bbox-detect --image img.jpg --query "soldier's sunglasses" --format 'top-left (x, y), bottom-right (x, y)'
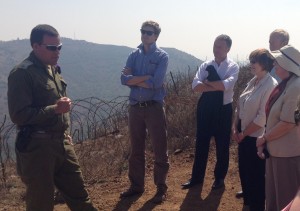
top-left (41, 43), bottom-right (62, 51)
top-left (140, 29), bottom-right (155, 36)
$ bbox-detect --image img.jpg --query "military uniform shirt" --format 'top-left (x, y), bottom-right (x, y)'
top-left (7, 51), bottom-right (70, 134)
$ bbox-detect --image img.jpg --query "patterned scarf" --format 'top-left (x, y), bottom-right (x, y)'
top-left (265, 75), bottom-right (293, 119)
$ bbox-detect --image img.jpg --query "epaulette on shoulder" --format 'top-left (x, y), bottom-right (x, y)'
top-left (18, 60), bottom-right (33, 69)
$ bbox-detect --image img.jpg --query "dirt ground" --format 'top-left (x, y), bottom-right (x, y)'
top-left (1, 142), bottom-right (249, 211)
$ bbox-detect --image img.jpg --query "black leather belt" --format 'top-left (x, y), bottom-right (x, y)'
top-left (133, 100), bottom-right (157, 107)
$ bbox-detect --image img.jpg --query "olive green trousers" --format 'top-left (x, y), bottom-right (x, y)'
top-left (16, 134), bottom-right (97, 211)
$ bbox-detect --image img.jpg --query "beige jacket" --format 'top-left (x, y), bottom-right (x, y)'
top-left (238, 73), bottom-right (277, 137)
top-left (266, 75), bottom-right (300, 157)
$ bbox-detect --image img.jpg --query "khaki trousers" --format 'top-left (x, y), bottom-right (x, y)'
top-left (128, 103), bottom-right (169, 191)
top-left (16, 135), bottom-right (97, 211)
top-left (266, 156), bottom-right (300, 211)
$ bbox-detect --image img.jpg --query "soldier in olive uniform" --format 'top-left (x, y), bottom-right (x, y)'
top-left (7, 24), bottom-right (97, 211)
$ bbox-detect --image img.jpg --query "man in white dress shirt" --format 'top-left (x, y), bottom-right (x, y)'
top-left (182, 34), bottom-right (239, 190)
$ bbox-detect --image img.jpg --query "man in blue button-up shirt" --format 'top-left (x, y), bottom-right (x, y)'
top-left (120, 20), bottom-right (169, 204)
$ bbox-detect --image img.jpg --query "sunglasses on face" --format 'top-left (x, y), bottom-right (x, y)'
top-left (140, 29), bottom-right (155, 36)
top-left (41, 43), bottom-right (62, 51)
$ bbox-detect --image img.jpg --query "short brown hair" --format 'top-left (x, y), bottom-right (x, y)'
top-left (249, 48), bottom-right (274, 72)
top-left (141, 20), bottom-right (161, 36)
top-left (30, 24), bottom-right (59, 46)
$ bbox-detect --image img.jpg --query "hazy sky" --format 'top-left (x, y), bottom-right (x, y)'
top-left (1, 0), bottom-right (300, 61)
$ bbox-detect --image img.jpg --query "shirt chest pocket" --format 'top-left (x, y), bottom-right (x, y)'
top-left (42, 81), bottom-right (56, 90)
top-left (147, 61), bottom-right (158, 75)
top-left (34, 81), bottom-right (58, 105)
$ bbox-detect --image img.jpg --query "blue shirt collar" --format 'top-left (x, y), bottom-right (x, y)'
top-left (137, 42), bottom-right (157, 54)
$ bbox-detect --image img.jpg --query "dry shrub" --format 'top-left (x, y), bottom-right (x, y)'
top-left (233, 64), bottom-right (253, 110)
top-left (165, 69), bottom-right (199, 151)
top-left (74, 131), bottom-right (130, 184)
top-left (0, 162), bottom-right (25, 208)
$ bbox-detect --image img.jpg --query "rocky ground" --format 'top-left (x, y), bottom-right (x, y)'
top-left (1, 142), bottom-right (249, 211)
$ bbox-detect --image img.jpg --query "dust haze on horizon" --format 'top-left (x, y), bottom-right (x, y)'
top-left (1, 0), bottom-right (300, 62)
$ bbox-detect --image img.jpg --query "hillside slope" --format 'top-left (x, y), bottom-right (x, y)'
top-left (0, 38), bottom-right (202, 116)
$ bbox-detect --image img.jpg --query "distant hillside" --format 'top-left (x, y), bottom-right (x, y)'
top-left (0, 38), bottom-right (202, 116)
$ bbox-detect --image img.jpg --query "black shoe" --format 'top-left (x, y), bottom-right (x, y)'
top-left (152, 187), bottom-right (167, 204)
top-left (212, 179), bottom-right (224, 190)
top-left (120, 188), bottom-right (144, 198)
top-left (235, 190), bottom-right (243, 198)
top-left (181, 179), bottom-right (203, 189)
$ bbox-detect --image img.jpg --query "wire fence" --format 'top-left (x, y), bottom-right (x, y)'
top-left (70, 96), bottom-right (129, 142)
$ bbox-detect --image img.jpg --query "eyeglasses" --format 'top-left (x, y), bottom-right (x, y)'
top-left (250, 60), bottom-right (256, 64)
top-left (140, 29), bottom-right (155, 36)
top-left (41, 43), bottom-right (62, 51)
